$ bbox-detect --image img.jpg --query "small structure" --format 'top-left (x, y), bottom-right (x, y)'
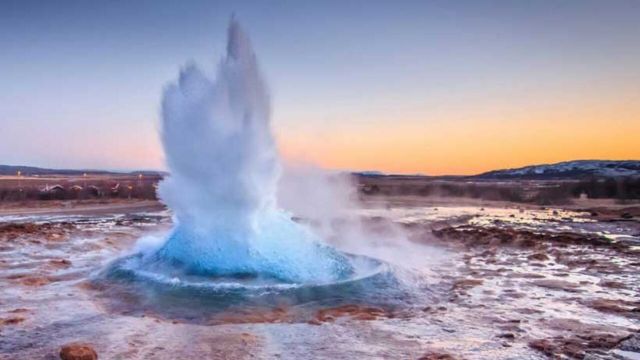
top-left (88, 185), bottom-right (102, 197)
top-left (40, 184), bottom-right (65, 194)
top-left (39, 184), bottom-right (66, 199)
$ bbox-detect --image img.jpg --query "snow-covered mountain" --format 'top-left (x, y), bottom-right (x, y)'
top-left (476, 160), bottom-right (640, 179)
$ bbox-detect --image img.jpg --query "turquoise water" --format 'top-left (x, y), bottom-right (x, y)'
top-left (96, 251), bottom-right (407, 324)
top-left (156, 211), bottom-right (354, 283)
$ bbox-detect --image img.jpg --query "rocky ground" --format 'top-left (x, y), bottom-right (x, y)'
top-left (0, 199), bottom-right (638, 359)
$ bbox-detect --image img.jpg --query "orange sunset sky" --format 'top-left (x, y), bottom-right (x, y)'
top-left (278, 87), bottom-right (640, 175)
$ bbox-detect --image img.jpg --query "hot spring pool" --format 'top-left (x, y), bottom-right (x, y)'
top-left (92, 251), bottom-right (410, 324)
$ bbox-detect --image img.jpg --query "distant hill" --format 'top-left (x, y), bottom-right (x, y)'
top-left (0, 165), bottom-right (164, 177)
top-left (476, 160), bottom-right (640, 180)
top-left (3, 160), bottom-right (639, 180)
top-left (353, 171), bottom-right (385, 177)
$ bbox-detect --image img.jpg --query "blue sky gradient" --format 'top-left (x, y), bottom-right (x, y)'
top-left (1, 1), bottom-right (639, 173)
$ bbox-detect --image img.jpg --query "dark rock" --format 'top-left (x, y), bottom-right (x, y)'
top-left (59, 343), bottom-right (97, 360)
top-left (531, 318), bottom-right (633, 358)
top-left (17, 276), bottom-right (51, 287)
top-left (584, 298), bottom-right (640, 318)
top-left (527, 252), bottom-right (549, 261)
top-left (452, 279), bottom-right (483, 290)
top-left (418, 351), bottom-right (458, 360)
top-left (8, 308), bottom-right (29, 313)
top-left (617, 334), bottom-right (640, 352)
top-left (599, 280), bottom-right (626, 289)
top-left (528, 339), bottom-right (557, 357)
top-left (0, 316), bottom-right (25, 325)
top-left (49, 259), bottom-right (72, 268)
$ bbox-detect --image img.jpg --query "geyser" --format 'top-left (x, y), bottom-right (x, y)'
top-left (151, 19), bottom-right (352, 283)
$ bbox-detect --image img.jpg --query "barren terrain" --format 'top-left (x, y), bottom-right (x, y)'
top-left (0, 175), bottom-right (639, 359)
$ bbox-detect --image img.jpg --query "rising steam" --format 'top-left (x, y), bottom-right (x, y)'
top-left (154, 19), bottom-right (351, 283)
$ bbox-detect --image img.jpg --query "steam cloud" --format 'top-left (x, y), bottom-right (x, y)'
top-left (154, 19), bottom-right (351, 283)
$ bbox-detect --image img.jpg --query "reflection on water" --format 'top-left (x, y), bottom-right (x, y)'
top-left (92, 252), bottom-right (413, 325)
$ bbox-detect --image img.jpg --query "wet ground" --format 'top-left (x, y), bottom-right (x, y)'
top-left (0, 200), bottom-right (639, 359)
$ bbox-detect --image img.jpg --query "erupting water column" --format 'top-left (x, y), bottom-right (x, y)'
top-left (153, 19), bottom-right (352, 283)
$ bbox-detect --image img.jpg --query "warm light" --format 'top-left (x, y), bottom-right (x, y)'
top-left (278, 95), bottom-right (640, 175)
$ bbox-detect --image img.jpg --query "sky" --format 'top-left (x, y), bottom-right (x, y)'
top-left (1, 0), bottom-right (639, 175)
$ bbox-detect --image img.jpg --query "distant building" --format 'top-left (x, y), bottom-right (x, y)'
top-left (88, 185), bottom-right (102, 197)
top-left (40, 184), bottom-right (65, 193)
